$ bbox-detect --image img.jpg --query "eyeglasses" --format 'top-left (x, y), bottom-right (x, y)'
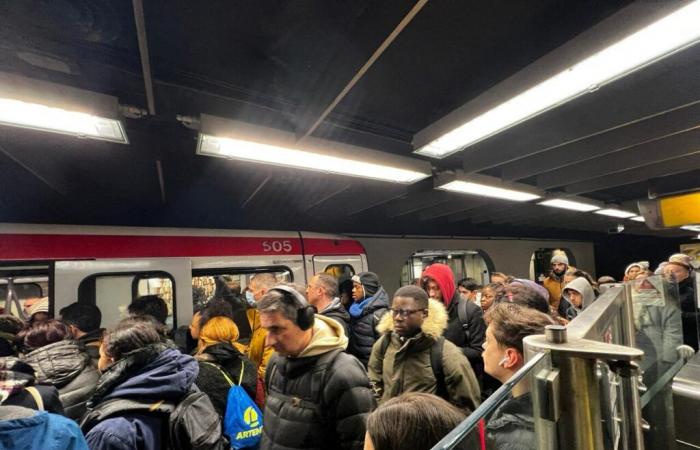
top-left (390, 308), bottom-right (426, 318)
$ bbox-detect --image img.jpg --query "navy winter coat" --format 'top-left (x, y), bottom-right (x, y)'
top-left (82, 346), bottom-right (199, 450)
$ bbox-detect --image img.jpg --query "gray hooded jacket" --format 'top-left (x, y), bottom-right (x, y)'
top-left (562, 277), bottom-right (595, 320)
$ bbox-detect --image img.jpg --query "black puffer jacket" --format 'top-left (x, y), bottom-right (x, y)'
top-left (486, 393), bottom-right (535, 450)
top-left (320, 298), bottom-right (351, 339)
top-left (678, 277), bottom-right (699, 351)
top-left (262, 315), bottom-right (375, 450)
top-left (194, 343), bottom-right (257, 418)
top-left (442, 291), bottom-right (486, 378)
top-left (348, 288), bottom-right (389, 366)
top-left (22, 340), bottom-right (99, 420)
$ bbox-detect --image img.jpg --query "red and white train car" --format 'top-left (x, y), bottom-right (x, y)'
top-left (0, 223), bottom-right (367, 328)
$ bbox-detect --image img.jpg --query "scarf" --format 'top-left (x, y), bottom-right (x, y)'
top-left (349, 295), bottom-right (372, 318)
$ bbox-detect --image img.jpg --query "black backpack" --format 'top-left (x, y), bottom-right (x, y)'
top-left (80, 390), bottom-right (228, 450)
top-left (378, 334), bottom-right (447, 399)
top-left (456, 297), bottom-right (472, 342)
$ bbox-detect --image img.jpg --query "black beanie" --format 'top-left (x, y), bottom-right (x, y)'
top-left (352, 272), bottom-right (381, 297)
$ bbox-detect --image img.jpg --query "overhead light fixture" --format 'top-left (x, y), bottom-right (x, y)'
top-left (196, 114), bottom-right (431, 184)
top-left (538, 198), bottom-right (601, 212)
top-left (415, 1), bottom-right (700, 158)
top-left (630, 216), bottom-right (646, 222)
top-left (595, 208), bottom-right (638, 219)
top-left (0, 72), bottom-right (128, 143)
top-left (681, 225), bottom-right (700, 232)
top-left (434, 172), bottom-right (541, 202)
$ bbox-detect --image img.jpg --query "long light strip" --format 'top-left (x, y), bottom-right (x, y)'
top-left (0, 98), bottom-right (127, 143)
top-left (594, 208), bottom-right (637, 219)
top-left (197, 134), bottom-right (430, 184)
top-left (630, 215), bottom-right (646, 222)
top-left (681, 225), bottom-right (700, 232)
top-left (538, 198), bottom-right (600, 212)
top-left (436, 180), bottom-right (540, 202)
top-left (415, 1), bottom-right (700, 158)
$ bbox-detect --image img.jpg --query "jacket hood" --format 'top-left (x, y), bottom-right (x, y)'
top-left (563, 277), bottom-right (595, 309)
top-left (201, 342), bottom-right (245, 362)
top-left (90, 345), bottom-right (198, 405)
top-left (351, 272), bottom-right (381, 297)
top-left (422, 264), bottom-right (456, 308)
top-left (297, 315), bottom-right (348, 358)
top-left (376, 298), bottom-right (448, 339)
top-left (23, 340), bottom-right (90, 388)
top-left (322, 298), bottom-right (350, 317)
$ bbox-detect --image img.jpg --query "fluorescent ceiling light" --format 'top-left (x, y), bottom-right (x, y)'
top-left (538, 198), bottom-right (600, 212)
top-left (0, 72), bottom-right (127, 143)
top-left (415, 1), bottom-right (700, 158)
top-left (436, 180), bottom-right (540, 202)
top-left (594, 208), bottom-right (637, 219)
top-left (681, 225), bottom-right (700, 232)
top-left (630, 215), bottom-right (646, 222)
top-left (0, 98), bottom-right (127, 143)
top-left (196, 116), bottom-right (431, 184)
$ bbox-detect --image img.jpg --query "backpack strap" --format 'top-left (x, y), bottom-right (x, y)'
top-left (457, 298), bottom-right (472, 342)
top-left (80, 397), bottom-right (174, 434)
top-left (430, 337), bottom-right (448, 400)
top-left (25, 386), bottom-right (43, 411)
top-left (378, 332), bottom-right (391, 357)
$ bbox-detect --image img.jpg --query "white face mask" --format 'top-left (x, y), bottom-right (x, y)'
top-left (498, 355), bottom-right (509, 367)
top-left (632, 289), bottom-right (665, 307)
top-left (245, 290), bottom-right (256, 306)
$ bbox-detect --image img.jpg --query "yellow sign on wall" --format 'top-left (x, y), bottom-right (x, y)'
top-left (660, 191), bottom-right (700, 227)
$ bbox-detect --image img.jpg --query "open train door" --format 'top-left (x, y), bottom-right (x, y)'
top-left (54, 258), bottom-right (192, 330)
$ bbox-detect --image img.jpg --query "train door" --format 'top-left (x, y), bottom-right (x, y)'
top-left (54, 259), bottom-right (192, 330)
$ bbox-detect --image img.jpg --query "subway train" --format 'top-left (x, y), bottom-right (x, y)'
top-left (0, 222), bottom-right (594, 329)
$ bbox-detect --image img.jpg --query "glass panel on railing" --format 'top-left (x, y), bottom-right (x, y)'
top-left (432, 352), bottom-right (548, 450)
top-left (629, 274), bottom-right (684, 449)
top-left (630, 274), bottom-right (683, 382)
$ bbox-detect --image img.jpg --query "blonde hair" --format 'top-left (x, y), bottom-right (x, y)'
top-left (197, 316), bottom-right (246, 354)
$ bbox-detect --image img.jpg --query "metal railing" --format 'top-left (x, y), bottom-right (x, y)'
top-left (431, 276), bottom-right (686, 450)
top-left (430, 352), bottom-right (547, 450)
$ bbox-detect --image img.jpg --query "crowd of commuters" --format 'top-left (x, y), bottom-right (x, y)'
top-left (0, 250), bottom-right (697, 450)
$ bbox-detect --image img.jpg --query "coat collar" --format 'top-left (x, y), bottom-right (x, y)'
top-left (375, 298), bottom-right (448, 339)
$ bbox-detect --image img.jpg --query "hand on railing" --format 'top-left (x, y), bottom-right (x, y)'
top-left (677, 344), bottom-right (695, 362)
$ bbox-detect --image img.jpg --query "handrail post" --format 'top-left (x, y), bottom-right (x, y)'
top-left (526, 325), bottom-right (644, 450)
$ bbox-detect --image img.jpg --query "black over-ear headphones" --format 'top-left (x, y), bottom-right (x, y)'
top-left (269, 284), bottom-right (316, 330)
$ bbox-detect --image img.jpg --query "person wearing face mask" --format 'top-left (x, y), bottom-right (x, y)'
top-left (482, 303), bottom-right (554, 450)
top-left (663, 253), bottom-right (698, 351)
top-left (631, 275), bottom-right (684, 380)
top-left (368, 285), bottom-right (480, 412)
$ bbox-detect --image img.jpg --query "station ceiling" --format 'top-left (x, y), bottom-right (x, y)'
top-left (0, 0), bottom-right (698, 241)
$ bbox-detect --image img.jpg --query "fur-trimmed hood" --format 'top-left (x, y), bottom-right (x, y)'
top-left (376, 298), bottom-right (448, 339)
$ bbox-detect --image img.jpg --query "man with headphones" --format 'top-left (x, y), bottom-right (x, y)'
top-left (257, 284), bottom-right (375, 450)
